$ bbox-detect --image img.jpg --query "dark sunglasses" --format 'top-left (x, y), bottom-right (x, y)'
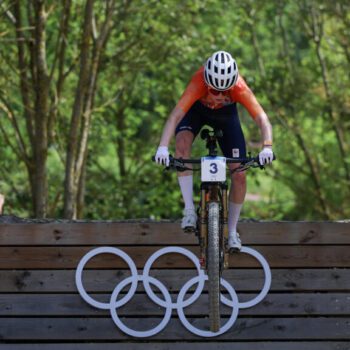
top-left (208, 88), bottom-right (225, 95)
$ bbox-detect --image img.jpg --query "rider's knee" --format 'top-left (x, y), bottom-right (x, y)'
top-left (176, 133), bottom-right (192, 157)
top-left (232, 171), bottom-right (246, 186)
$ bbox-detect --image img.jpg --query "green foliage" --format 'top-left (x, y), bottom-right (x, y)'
top-left (0, 0), bottom-right (349, 219)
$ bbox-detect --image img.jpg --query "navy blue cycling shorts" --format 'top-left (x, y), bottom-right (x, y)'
top-left (175, 101), bottom-right (246, 158)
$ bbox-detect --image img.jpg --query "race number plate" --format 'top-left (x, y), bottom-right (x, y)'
top-left (201, 156), bottom-right (226, 182)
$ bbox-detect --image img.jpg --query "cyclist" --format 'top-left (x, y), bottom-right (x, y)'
top-left (155, 50), bottom-right (273, 251)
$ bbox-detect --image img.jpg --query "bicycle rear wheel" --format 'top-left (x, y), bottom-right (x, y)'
top-left (207, 201), bottom-right (220, 332)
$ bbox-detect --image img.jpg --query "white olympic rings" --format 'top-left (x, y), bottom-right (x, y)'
top-left (75, 246), bottom-right (271, 338)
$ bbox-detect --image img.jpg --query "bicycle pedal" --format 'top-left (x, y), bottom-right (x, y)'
top-left (229, 247), bottom-right (241, 254)
top-left (183, 226), bottom-right (196, 234)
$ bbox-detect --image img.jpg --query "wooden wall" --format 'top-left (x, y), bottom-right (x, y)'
top-left (0, 222), bottom-right (349, 349)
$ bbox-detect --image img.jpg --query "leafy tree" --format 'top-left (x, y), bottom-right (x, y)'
top-left (0, 0), bottom-right (349, 220)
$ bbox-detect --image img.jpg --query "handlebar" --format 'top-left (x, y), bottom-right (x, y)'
top-left (164, 156), bottom-right (259, 164)
top-left (152, 154), bottom-right (276, 172)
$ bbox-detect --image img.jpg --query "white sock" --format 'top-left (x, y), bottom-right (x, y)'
top-left (178, 175), bottom-right (194, 210)
top-left (228, 201), bottom-right (243, 235)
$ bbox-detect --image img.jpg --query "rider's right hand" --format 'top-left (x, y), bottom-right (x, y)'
top-left (155, 146), bottom-right (170, 166)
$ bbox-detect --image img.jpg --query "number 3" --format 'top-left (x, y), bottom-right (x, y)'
top-left (210, 163), bottom-right (218, 174)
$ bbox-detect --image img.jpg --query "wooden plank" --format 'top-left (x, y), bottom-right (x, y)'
top-left (0, 222), bottom-right (349, 246)
top-left (1, 342), bottom-right (349, 350)
top-left (0, 317), bottom-right (349, 340)
top-left (1, 293), bottom-right (349, 316)
top-left (0, 246), bottom-right (349, 268)
top-left (1, 269), bottom-right (348, 293)
top-left (0, 222), bottom-right (191, 246)
top-left (1, 223), bottom-right (348, 347)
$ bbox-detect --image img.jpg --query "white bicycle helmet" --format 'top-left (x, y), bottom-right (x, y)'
top-left (204, 51), bottom-right (238, 91)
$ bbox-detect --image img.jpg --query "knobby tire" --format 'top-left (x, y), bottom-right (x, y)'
top-left (207, 202), bottom-right (220, 332)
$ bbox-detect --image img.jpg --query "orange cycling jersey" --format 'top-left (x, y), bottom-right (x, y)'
top-left (176, 66), bottom-right (264, 119)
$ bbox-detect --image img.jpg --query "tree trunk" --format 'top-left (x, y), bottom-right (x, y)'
top-left (13, 0), bottom-right (37, 215)
top-left (63, 0), bottom-right (94, 219)
top-left (13, 0), bottom-right (35, 150)
top-left (76, 150), bottom-right (87, 219)
top-left (116, 109), bottom-right (127, 177)
top-left (48, 0), bottom-right (72, 145)
top-left (63, 0), bottom-right (114, 218)
top-left (32, 0), bottom-right (50, 217)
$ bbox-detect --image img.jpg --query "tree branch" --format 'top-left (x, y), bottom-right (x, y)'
top-left (48, 0), bottom-right (72, 146)
top-left (0, 117), bottom-right (24, 162)
top-left (0, 1), bottom-right (16, 24)
top-left (0, 93), bottom-right (30, 163)
top-left (13, 0), bottom-right (35, 148)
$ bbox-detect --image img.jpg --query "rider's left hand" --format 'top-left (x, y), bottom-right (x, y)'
top-left (259, 147), bottom-right (274, 165)
top-left (155, 146), bottom-right (170, 166)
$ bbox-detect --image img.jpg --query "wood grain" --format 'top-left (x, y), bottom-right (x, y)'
top-left (0, 221), bottom-right (349, 346)
top-left (0, 317), bottom-right (349, 340)
top-left (1, 293), bottom-right (349, 316)
top-left (0, 222), bottom-right (349, 245)
top-left (0, 268), bottom-right (348, 292)
top-left (1, 342), bottom-right (349, 350)
top-left (0, 245), bottom-right (349, 268)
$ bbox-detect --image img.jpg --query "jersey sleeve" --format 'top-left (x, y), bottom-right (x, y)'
top-left (176, 68), bottom-right (207, 113)
top-left (231, 76), bottom-right (265, 120)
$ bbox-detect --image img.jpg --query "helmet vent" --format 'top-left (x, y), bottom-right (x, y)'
top-left (227, 76), bottom-right (234, 87)
top-left (208, 74), bottom-right (214, 87)
top-left (204, 50), bottom-right (238, 90)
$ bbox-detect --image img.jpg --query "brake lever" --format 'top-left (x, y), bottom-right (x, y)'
top-left (257, 153), bottom-right (277, 169)
top-left (163, 157), bottom-right (189, 172)
top-left (230, 159), bottom-right (264, 174)
top-left (174, 158), bottom-right (192, 172)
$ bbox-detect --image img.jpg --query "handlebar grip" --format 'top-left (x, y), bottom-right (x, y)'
top-left (257, 153), bottom-right (277, 167)
top-left (152, 155), bottom-right (174, 166)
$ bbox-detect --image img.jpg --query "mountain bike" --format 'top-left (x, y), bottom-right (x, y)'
top-left (154, 128), bottom-right (274, 332)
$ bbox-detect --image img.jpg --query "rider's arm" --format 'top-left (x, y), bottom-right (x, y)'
top-left (232, 77), bottom-right (273, 146)
top-left (158, 69), bottom-right (206, 147)
top-left (253, 112), bottom-right (273, 147)
top-left (159, 106), bottom-right (186, 147)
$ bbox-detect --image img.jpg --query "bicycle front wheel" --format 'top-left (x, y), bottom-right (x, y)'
top-left (207, 201), bottom-right (220, 332)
